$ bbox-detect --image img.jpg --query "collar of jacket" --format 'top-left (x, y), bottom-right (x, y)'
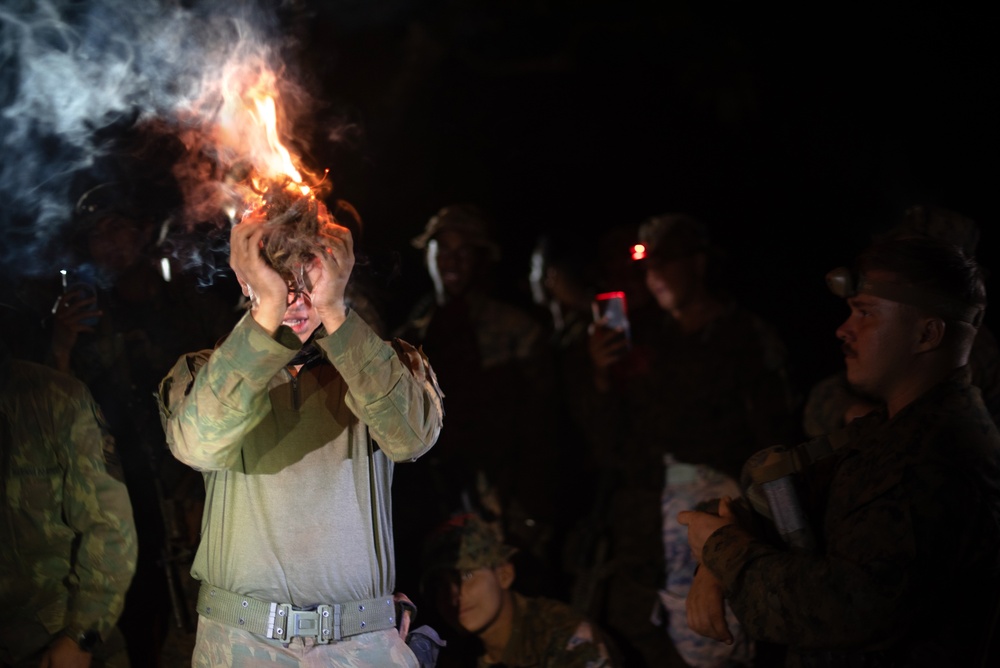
top-left (844, 364), bottom-right (975, 450)
top-left (289, 325), bottom-right (328, 368)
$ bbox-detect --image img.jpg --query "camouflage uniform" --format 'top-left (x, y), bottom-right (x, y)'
top-left (0, 349), bottom-right (137, 665)
top-left (157, 310), bottom-right (443, 666)
top-left (480, 593), bottom-right (614, 668)
top-left (575, 303), bottom-right (799, 484)
top-left (393, 290), bottom-right (557, 597)
top-left (421, 514), bottom-right (617, 668)
top-left (704, 366), bottom-right (1000, 667)
top-left (570, 302), bottom-right (798, 667)
top-left (399, 290), bottom-right (546, 371)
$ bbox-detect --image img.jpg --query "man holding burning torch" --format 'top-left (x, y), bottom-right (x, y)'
top-left (157, 196), bottom-right (444, 666)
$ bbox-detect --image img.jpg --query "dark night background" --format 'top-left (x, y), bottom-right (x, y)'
top-left (0, 5), bottom-right (994, 665)
top-left (277, 1), bottom-right (997, 397)
top-left (6, 1), bottom-right (995, 402)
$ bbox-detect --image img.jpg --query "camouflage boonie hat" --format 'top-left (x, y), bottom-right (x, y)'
top-left (411, 204), bottom-right (501, 261)
top-left (421, 514), bottom-right (517, 579)
top-left (638, 213), bottom-right (711, 261)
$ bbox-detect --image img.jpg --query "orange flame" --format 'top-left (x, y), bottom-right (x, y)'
top-left (251, 94), bottom-right (308, 195)
top-left (215, 65), bottom-right (314, 210)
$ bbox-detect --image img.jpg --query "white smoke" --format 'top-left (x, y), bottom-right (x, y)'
top-left (0, 0), bottom-right (309, 279)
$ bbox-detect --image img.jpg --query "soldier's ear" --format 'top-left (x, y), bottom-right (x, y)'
top-left (495, 562), bottom-right (515, 590)
top-left (915, 316), bottom-right (946, 352)
top-left (236, 275), bottom-right (251, 298)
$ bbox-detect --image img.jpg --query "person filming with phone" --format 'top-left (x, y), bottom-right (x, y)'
top-left (572, 213), bottom-right (800, 667)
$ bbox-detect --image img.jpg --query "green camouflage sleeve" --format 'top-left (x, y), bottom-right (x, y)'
top-left (317, 309), bottom-right (444, 462)
top-left (61, 380), bottom-right (138, 640)
top-left (701, 474), bottom-right (959, 650)
top-left (157, 312), bottom-right (300, 470)
top-left (519, 597), bottom-right (616, 668)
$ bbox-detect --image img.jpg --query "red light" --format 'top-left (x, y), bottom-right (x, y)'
top-left (631, 244), bottom-right (647, 261)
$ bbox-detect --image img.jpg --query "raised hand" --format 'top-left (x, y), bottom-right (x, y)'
top-left (677, 496), bottom-right (736, 563)
top-left (230, 209), bottom-right (289, 334)
top-left (51, 287), bottom-right (101, 373)
top-left (304, 205), bottom-right (354, 334)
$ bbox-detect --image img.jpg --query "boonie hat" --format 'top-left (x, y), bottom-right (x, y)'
top-left (421, 514), bottom-right (518, 579)
top-left (411, 204), bottom-right (501, 261)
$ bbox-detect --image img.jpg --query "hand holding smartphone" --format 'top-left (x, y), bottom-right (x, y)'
top-left (57, 269), bottom-right (101, 328)
top-left (591, 291), bottom-right (631, 364)
top-left (593, 291), bottom-right (631, 335)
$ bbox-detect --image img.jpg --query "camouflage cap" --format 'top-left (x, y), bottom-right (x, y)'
top-left (637, 213), bottom-right (711, 261)
top-left (421, 514), bottom-right (518, 579)
top-left (411, 204), bottom-right (501, 261)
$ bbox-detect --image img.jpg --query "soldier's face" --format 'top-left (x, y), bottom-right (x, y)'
top-left (644, 253), bottom-right (703, 312)
top-left (836, 271), bottom-right (922, 400)
top-left (433, 564), bottom-right (513, 635)
top-left (427, 230), bottom-right (481, 299)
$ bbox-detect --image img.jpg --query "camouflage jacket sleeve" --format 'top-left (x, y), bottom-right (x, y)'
top-left (61, 377), bottom-right (138, 641)
top-left (316, 308), bottom-right (443, 462)
top-left (502, 595), bottom-right (616, 668)
top-left (701, 462), bottom-right (980, 650)
top-left (158, 311), bottom-right (299, 470)
top-left (159, 310), bottom-right (443, 470)
top-left (701, 524), bottom-right (844, 647)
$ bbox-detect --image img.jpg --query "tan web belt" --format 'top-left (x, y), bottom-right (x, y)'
top-left (197, 582), bottom-right (396, 643)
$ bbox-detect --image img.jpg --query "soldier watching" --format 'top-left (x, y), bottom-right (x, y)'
top-left (421, 514), bottom-right (618, 668)
top-left (679, 235), bottom-right (1000, 666)
top-left (394, 204), bottom-right (556, 601)
top-left (803, 204), bottom-right (1000, 435)
top-left (573, 213), bottom-right (798, 667)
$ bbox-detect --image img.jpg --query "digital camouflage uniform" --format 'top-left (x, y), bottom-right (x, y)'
top-left (157, 309), bottom-right (444, 667)
top-left (704, 366), bottom-right (1000, 667)
top-left (0, 349), bottom-right (137, 666)
top-left (421, 514), bottom-right (617, 668)
top-left (480, 593), bottom-right (613, 668)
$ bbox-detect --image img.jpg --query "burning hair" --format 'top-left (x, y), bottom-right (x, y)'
top-left (251, 178), bottom-right (362, 286)
top-left (255, 180), bottom-right (324, 282)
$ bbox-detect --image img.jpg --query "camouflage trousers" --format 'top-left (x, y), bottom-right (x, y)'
top-left (192, 617), bottom-right (419, 667)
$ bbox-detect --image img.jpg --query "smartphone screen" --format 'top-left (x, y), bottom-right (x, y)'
top-left (593, 291), bottom-right (630, 331)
